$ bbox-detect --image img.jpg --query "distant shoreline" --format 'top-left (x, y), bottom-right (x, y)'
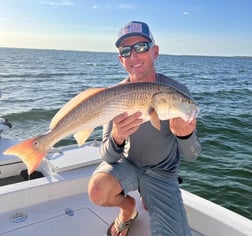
top-left (1, 46), bottom-right (251, 59)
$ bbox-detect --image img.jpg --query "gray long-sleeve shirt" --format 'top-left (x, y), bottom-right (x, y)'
top-left (100, 73), bottom-right (201, 173)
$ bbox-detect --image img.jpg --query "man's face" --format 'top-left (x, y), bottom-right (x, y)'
top-left (118, 36), bottom-right (159, 82)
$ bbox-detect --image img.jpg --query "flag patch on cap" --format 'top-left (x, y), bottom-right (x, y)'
top-left (123, 23), bottom-right (143, 34)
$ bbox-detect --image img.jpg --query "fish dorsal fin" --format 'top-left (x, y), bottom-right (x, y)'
top-left (74, 129), bottom-right (94, 146)
top-left (50, 87), bottom-right (106, 129)
top-left (148, 107), bottom-right (161, 130)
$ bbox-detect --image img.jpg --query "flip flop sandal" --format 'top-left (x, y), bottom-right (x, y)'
top-left (107, 210), bottom-right (138, 236)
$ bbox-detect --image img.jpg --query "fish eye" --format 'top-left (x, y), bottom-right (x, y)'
top-left (33, 141), bottom-right (39, 146)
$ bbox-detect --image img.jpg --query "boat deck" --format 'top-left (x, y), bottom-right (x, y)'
top-left (0, 189), bottom-right (201, 236)
top-left (0, 160), bottom-right (201, 236)
top-left (1, 141), bottom-right (251, 236)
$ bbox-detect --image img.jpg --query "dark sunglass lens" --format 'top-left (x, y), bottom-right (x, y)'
top-left (120, 47), bottom-right (131, 57)
top-left (134, 43), bottom-right (148, 53)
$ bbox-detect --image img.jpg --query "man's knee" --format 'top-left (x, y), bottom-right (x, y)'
top-left (88, 172), bottom-right (121, 205)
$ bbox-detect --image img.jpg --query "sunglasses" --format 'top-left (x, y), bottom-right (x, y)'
top-left (119, 42), bottom-right (154, 58)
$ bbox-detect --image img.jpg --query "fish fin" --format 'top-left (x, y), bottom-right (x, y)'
top-left (148, 107), bottom-right (161, 130)
top-left (3, 137), bottom-right (47, 175)
top-left (73, 129), bottom-right (94, 146)
top-left (50, 87), bottom-right (106, 129)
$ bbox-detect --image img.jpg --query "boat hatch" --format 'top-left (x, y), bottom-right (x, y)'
top-left (47, 142), bottom-right (102, 173)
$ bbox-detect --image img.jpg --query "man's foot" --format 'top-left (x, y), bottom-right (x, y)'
top-left (107, 209), bottom-right (138, 236)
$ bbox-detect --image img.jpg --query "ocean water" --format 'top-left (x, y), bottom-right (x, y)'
top-left (0, 47), bottom-right (251, 219)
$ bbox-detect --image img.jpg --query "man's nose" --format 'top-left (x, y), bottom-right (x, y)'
top-left (130, 48), bottom-right (138, 60)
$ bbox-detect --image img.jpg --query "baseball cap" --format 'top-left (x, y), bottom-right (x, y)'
top-left (115, 21), bottom-right (155, 48)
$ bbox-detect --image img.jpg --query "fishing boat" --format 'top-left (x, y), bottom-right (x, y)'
top-left (0, 119), bottom-right (251, 236)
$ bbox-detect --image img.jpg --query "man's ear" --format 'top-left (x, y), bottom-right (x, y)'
top-left (153, 45), bottom-right (159, 60)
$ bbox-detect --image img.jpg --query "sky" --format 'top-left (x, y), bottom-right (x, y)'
top-left (0, 0), bottom-right (252, 56)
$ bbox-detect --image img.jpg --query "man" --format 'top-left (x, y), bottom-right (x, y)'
top-left (88, 21), bottom-right (201, 236)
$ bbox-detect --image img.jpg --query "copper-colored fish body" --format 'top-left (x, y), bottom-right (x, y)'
top-left (4, 82), bottom-right (199, 174)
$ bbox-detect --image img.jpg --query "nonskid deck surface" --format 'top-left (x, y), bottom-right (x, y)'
top-left (0, 190), bottom-right (201, 236)
top-left (2, 141), bottom-right (251, 235)
top-left (0, 141), bottom-right (203, 235)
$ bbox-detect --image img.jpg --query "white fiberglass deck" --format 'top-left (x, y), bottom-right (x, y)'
top-left (0, 189), bottom-right (201, 236)
top-left (0, 142), bottom-right (251, 236)
top-left (0, 166), bottom-right (201, 236)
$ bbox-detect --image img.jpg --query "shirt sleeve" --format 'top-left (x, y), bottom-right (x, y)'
top-left (176, 131), bottom-right (201, 162)
top-left (99, 121), bottom-right (124, 163)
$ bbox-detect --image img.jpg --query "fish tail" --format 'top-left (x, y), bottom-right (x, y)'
top-left (3, 137), bottom-right (47, 175)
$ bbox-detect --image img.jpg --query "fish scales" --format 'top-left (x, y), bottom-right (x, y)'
top-left (48, 82), bottom-right (194, 143)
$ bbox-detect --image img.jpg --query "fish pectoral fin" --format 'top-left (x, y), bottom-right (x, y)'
top-left (73, 129), bottom-right (94, 146)
top-left (148, 107), bottom-right (161, 130)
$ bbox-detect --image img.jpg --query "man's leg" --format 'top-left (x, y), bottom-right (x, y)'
top-left (88, 160), bottom-right (139, 236)
top-left (139, 170), bottom-right (191, 236)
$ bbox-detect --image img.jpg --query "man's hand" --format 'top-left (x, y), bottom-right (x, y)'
top-left (169, 118), bottom-right (196, 137)
top-left (112, 112), bottom-right (143, 146)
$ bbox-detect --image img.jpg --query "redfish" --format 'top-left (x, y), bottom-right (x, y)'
top-left (3, 82), bottom-right (199, 174)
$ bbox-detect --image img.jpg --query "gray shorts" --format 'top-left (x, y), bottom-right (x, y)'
top-left (93, 158), bottom-right (192, 236)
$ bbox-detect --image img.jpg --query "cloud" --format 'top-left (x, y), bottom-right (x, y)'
top-left (41, 0), bottom-right (74, 6)
top-left (117, 3), bottom-right (133, 9)
top-left (183, 11), bottom-right (189, 15)
top-left (92, 4), bottom-right (111, 9)
top-left (92, 5), bottom-right (100, 9)
top-left (91, 3), bottom-right (132, 10)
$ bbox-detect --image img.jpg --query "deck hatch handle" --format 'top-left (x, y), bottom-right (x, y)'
top-left (10, 212), bottom-right (28, 223)
top-left (65, 208), bottom-right (74, 216)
